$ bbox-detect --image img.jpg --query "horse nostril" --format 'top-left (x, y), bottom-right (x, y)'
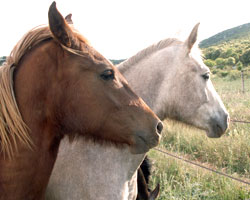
top-left (156, 122), bottom-right (163, 134)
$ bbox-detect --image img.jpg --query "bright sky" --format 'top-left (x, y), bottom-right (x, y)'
top-left (1, 0), bottom-right (250, 59)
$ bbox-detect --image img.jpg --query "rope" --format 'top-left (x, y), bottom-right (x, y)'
top-left (154, 148), bottom-right (250, 186)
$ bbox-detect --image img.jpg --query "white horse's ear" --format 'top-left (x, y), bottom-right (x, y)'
top-left (185, 23), bottom-right (200, 53)
top-left (65, 13), bottom-right (73, 25)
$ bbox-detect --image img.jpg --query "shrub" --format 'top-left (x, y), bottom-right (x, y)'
top-left (240, 49), bottom-right (250, 65)
top-left (220, 71), bottom-right (229, 77)
top-left (215, 58), bottom-right (226, 69)
top-left (204, 48), bottom-right (222, 60)
top-left (236, 61), bottom-right (243, 70)
top-left (214, 70), bottom-right (229, 78)
top-left (228, 70), bottom-right (241, 80)
top-left (226, 57), bottom-right (235, 66)
top-left (204, 59), bottom-right (216, 68)
top-left (211, 69), bottom-right (218, 74)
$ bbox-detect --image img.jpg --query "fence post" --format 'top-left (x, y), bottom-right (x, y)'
top-left (241, 70), bottom-right (245, 93)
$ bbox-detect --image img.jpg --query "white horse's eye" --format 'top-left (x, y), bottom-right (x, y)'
top-left (202, 73), bottom-right (210, 80)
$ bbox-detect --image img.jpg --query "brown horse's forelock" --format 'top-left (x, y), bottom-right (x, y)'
top-left (0, 25), bottom-right (89, 159)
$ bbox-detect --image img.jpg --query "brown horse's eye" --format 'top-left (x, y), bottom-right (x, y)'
top-left (100, 69), bottom-right (114, 81)
top-left (202, 73), bottom-right (210, 81)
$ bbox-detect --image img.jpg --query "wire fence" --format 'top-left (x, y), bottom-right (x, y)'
top-left (153, 118), bottom-right (250, 186)
top-left (240, 69), bottom-right (249, 93)
top-left (231, 119), bottom-right (250, 124)
top-left (154, 148), bottom-right (250, 186)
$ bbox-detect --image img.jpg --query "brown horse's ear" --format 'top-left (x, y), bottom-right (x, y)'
top-left (149, 183), bottom-right (160, 200)
top-left (65, 13), bottom-right (73, 25)
top-left (185, 23), bottom-right (200, 53)
top-left (48, 2), bottom-right (75, 48)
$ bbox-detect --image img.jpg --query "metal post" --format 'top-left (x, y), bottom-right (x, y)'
top-left (241, 70), bottom-right (245, 93)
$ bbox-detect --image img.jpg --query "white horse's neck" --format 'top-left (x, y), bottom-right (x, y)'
top-left (46, 138), bottom-right (145, 200)
top-left (118, 43), bottom-right (179, 119)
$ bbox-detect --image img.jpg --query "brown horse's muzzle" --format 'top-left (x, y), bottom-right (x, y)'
top-left (130, 121), bottom-right (163, 154)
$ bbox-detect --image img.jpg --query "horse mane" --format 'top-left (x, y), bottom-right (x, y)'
top-left (118, 38), bottom-right (182, 71)
top-left (0, 65), bottom-right (32, 159)
top-left (7, 25), bottom-right (90, 66)
top-left (1, 25), bottom-right (90, 159)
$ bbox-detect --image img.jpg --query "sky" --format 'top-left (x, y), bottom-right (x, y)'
top-left (1, 0), bottom-right (250, 59)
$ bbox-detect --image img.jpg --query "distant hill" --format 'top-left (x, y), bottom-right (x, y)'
top-left (0, 56), bottom-right (124, 67)
top-left (110, 59), bottom-right (125, 65)
top-left (0, 56), bottom-right (6, 66)
top-left (200, 23), bottom-right (250, 48)
top-left (199, 22), bottom-right (250, 74)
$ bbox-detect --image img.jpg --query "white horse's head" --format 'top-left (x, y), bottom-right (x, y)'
top-left (159, 24), bottom-right (229, 137)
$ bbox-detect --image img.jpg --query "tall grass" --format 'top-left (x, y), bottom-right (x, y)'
top-left (160, 121), bottom-right (250, 177)
top-left (148, 150), bottom-right (250, 200)
top-left (148, 76), bottom-right (250, 199)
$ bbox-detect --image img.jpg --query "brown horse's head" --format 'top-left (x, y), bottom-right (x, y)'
top-left (13, 2), bottom-right (162, 155)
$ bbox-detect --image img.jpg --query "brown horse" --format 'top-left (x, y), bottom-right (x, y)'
top-left (0, 2), bottom-right (162, 200)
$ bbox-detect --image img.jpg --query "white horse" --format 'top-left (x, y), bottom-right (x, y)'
top-left (46, 23), bottom-right (229, 200)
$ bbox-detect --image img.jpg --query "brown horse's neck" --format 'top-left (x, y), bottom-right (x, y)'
top-left (0, 41), bottom-right (64, 200)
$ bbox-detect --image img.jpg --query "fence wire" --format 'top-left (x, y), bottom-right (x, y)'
top-left (154, 148), bottom-right (250, 186)
top-left (231, 119), bottom-right (250, 124)
top-left (153, 119), bottom-right (250, 186)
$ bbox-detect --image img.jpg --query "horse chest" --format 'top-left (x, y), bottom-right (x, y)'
top-left (0, 146), bottom-right (55, 200)
top-left (46, 138), bottom-right (145, 200)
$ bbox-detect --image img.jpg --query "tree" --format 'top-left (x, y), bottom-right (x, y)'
top-left (215, 58), bottom-right (226, 69)
top-left (204, 59), bottom-right (216, 68)
top-left (236, 61), bottom-right (243, 70)
top-left (225, 48), bottom-right (234, 58)
top-left (240, 49), bottom-right (250, 65)
top-left (203, 47), bottom-right (222, 60)
top-left (231, 53), bottom-right (239, 63)
top-left (211, 48), bottom-right (222, 60)
top-left (227, 57), bottom-right (235, 66)
top-left (204, 47), bottom-right (215, 60)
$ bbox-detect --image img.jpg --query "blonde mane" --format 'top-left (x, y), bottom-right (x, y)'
top-left (0, 65), bottom-right (32, 159)
top-left (0, 25), bottom-right (89, 159)
top-left (118, 38), bottom-right (182, 71)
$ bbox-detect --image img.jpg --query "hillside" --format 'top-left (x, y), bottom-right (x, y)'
top-left (198, 22), bottom-right (250, 80)
top-left (200, 23), bottom-right (250, 48)
top-left (0, 56), bottom-right (124, 66)
top-left (109, 59), bottom-right (125, 65)
top-left (0, 56), bottom-right (6, 65)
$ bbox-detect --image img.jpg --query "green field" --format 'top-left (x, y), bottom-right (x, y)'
top-left (148, 75), bottom-right (250, 199)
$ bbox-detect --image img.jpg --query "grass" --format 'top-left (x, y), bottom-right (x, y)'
top-left (160, 121), bottom-right (250, 177)
top-left (148, 150), bottom-right (250, 200)
top-left (212, 75), bottom-right (250, 122)
top-left (148, 76), bottom-right (250, 199)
